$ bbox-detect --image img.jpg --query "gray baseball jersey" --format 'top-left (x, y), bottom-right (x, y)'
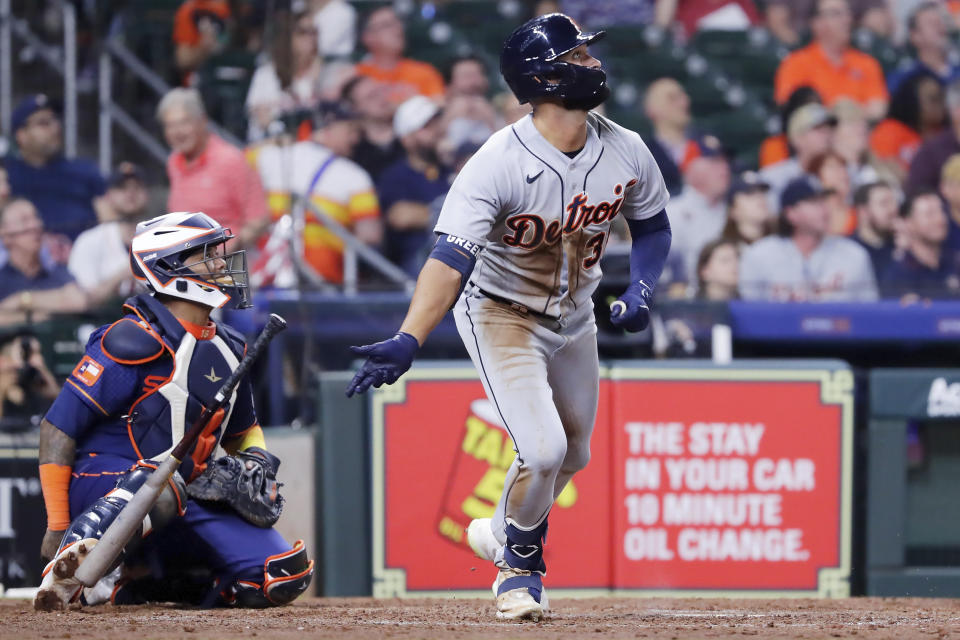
top-left (436, 112), bottom-right (669, 318)
top-left (440, 112), bottom-right (668, 542)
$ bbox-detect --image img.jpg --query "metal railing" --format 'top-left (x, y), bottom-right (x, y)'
top-left (0, 0), bottom-right (77, 156)
top-left (97, 36), bottom-right (244, 174)
top-left (0, 2), bottom-right (415, 295)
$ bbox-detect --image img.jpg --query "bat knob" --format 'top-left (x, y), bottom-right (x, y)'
top-left (268, 314), bottom-right (288, 331)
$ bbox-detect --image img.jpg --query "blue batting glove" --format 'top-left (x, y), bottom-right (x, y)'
top-left (609, 280), bottom-right (653, 333)
top-left (345, 332), bottom-right (420, 397)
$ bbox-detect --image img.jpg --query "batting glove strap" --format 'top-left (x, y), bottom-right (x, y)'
top-left (610, 280), bottom-right (653, 333)
top-left (345, 332), bottom-right (420, 397)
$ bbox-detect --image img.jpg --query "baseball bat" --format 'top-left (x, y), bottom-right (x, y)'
top-left (73, 314), bottom-right (288, 587)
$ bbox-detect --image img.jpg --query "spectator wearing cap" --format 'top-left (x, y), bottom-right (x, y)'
top-left (307, 0), bottom-right (357, 59)
top-left (4, 94), bottom-right (107, 243)
top-left (870, 70), bottom-right (946, 182)
top-left (773, 0), bottom-right (888, 121)
top-left (341, 75), bottom-right (404, 182)
top-left (378, 95), bottom-right (449, 276)
top-left (938, 154), bottom-right (960, 251)
top-left (831, 98), bottom-right (892, 188)
top-left (759, 87), bottom-right (822, 170)
top-left (254, 101), bottom-right (381, 286)
top-left (851, 181), bottom-right (898, 278)
top-left (739, 175), bottom-right (877, 301)
top-left (721, 172), bottom-right (773, 249)
top-left (760, 103), bottom-right (836, 211)
top-left (888, 3), bottom-right (960, 94)
top-left (67, 163), bottom-right (149, 302)
top-left (244, 10), bottom-right (351, 143)
top-left (354, 7), bottom-right (445, 106)
top-left (160, 88), bottom-right (270, 249)
top-left (0, 199), bottom-right (90, 325)
top-left (907, 79), bottom-right (960, 194)
top-left (881, 189), bottom-right (960, 299)
top-left (644, 78), bottom-right (703, 197)
top-left (665, 137), bottom-right (731, 285)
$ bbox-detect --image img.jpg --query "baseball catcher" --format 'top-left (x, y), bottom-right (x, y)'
top-left (35, 212), bottom-right (312, 610)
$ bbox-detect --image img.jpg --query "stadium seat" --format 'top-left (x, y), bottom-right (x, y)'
top-left (197, 49), bottom-right (257, 139)
top-left (852, 28), bottom-right (904, 74)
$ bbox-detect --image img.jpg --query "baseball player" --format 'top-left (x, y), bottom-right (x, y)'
top-left (347, 13), bottom-right (671, 620)
top-left (35, 212), bottom-right (313, 610)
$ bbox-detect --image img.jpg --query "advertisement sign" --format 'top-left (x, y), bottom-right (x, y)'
top-left (610, 368), bottom-right (852, 596)
top-left (371, 368), bottom-right (612, 595)
top-left (371, 363), bottom-right (852, 597)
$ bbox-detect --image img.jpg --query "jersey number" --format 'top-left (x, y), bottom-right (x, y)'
top-left (582, 232), bottom-right (605, 269)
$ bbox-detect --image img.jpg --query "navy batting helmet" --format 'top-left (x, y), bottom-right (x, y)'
top-left (500, 13), bottom-right (608, 110)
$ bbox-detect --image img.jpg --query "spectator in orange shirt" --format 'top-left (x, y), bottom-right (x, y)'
top-left (759, 86), bottom-right (822, 169)
top-left (172, 0), bottom-right (231, 77)
top-left (870, 70), bottom-right (946, 182)
top-left (354, 7), bottom-right (445, 106)
top-left (773, 0), bottom-right (888, 121)
top-left (159, 88), bottom-right (270, 249)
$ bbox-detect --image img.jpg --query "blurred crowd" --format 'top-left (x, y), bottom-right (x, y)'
top-left (2, 0), bottom-right (960, 344)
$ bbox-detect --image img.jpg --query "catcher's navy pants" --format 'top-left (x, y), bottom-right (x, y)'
top-left (68, 453), bottom-right (291, 599)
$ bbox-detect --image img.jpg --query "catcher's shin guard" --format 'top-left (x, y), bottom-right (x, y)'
top-left (55, 461), bottom-right (187, 562)
top-left (227, 539), bottom-right (314, 607)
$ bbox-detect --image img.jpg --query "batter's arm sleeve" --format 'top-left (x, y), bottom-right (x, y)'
top-left (626, 212), bottom-right (672, 289)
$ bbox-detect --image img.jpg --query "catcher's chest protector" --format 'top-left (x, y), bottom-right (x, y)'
top-left (121, 296), bottom-right (245, 481)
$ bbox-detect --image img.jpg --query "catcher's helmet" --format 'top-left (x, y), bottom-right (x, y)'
top-left (500, 13), bottom-right (608, 110)
top-left (130, 212), bottom-right (251, 309)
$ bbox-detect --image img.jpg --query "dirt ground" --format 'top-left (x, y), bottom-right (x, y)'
top-left (1, 596), bottom-right (959, 639)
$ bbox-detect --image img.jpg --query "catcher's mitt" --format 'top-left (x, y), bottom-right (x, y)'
top-left (187, 447), bottom-right (284, 527)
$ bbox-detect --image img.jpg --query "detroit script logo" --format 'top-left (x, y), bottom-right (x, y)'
top-left (502, 180), bottom-right (636, 268)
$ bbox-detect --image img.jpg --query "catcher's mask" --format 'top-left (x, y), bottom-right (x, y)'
top-left (130, 211), bottom-right (251, 310)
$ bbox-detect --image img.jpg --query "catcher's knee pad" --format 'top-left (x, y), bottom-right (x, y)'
top-left (228, 540), bottom-right (314, 608)
top-left (58, 462), bottom-right (187, 558)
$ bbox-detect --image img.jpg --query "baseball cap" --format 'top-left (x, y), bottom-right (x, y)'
top-left (787, 103), bottom-right (837, 139)
top-left (726, 171), bottom-right (770, 205)
top-left (312, 100), bottom-right (357, 130)
top-left (780, 175), bottom-right (829, 210)
top-left (393, 96), bottom-right (441, 138)
top-left (108, 162), bottom-right (145, 189)
top-left (695, 134), bottom-right (725, 158)
top-left (12, 94), bottom-right (60, 132)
